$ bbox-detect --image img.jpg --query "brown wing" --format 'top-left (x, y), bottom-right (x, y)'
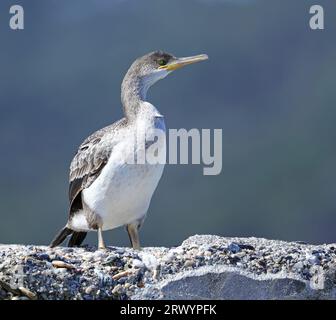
top-left (68, 119), bottom-right (126, 216)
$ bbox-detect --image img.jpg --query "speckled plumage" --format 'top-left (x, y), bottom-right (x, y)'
top-left (68, 118), bottom-right (127, 214)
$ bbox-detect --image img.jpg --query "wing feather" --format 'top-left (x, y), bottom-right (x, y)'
top-left (68, 119), bottom-right (126, 214)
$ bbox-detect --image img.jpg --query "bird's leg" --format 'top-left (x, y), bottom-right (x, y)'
top-left (126, 223), bottom-right (141, 250)
top-left (98, 227), bottom-right (106, 250)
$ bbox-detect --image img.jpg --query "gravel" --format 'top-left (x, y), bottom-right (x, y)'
top-left (0, 235), bottom-right (336, 300)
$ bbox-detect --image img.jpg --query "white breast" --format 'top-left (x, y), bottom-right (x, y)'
top-left (81, 103), bottom-right (166, 231)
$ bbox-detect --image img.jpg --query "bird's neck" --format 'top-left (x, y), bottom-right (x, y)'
top-left (121, 76), bottom-right (149, 121)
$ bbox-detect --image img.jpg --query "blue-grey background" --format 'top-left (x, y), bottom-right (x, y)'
top-left (0, 0), bottom-right (335, 246)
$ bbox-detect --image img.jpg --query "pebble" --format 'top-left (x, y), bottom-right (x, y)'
top-left (184, 260), bottom-right (194, 268)
top-left (85, 285), bottom-right (96, 295)
top-left (170, 248), bottom-right (184, 255)
top-left (112, 270), bottom-right (132, 280)
top-left (34, 253), bottom-right (50, 261)
top-left (292, 261), bottom-right (304, 271)
top-left (19, 287), bottom-right (37, 300)
top-left (112, 284), bottom-right (123, 295)
top-left (228, 243), bottom-right (241, 254)
top-left (308, 255), bottom-right (321, 265)
top-left (163, 252), bottom-right (175, 263)
top-left (132, 259), bottom-right (145, 269)
top-left (54, 267), bottom-right (69, 274)
top-left (52, 260), bottom-right (75, 270)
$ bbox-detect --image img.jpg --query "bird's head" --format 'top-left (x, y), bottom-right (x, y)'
top-left (124, 50), bottom-right (209, 93)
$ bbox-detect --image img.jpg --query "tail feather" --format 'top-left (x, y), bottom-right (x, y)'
top-left (68, 231), bottom-right (87, 247)
top-left (50, 227), bottom-right (73, 248)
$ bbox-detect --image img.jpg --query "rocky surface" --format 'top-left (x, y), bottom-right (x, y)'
top-left (1, 235), bottom-right (336, 300)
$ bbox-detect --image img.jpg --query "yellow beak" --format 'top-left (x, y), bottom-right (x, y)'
top-left (159, 54), bottom-right (209, 71)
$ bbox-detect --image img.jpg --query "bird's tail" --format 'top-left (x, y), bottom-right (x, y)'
top-left (50, 226), bottom-right (87, 248)
top-left (50, 226), bottom-right (72, 247)
top-left (68, 231), bottom-right (87, 247)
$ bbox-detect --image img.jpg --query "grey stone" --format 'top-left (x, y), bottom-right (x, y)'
top-left (1, 235), bottom-right (336, 300)
top-left (228, 243), bottom-right (241, 253)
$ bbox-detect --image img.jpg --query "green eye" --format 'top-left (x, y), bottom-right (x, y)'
top-left (158, 59), bottom-right (167, 66)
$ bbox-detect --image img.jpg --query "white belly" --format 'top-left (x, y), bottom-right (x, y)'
top-left (82, 127), bottom-right (165, 231)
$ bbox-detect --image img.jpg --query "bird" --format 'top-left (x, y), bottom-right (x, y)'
top-left (50, 51), bottom-right (208, 250)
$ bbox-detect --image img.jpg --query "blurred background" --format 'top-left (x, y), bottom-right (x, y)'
top-left (0, 0), bottom-right (336, 246)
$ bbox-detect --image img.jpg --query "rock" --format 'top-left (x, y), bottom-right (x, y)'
top-left (228, 243), bottom-right (241, 253)
top-left (293, 261), bottom-right (304, 271)
top-left (1, 235), bottom-right (336, 300)
top-left (132, 259), bottom-right (145, 269)
top-left (19, 287), bottom-right (37, 300)
top-left (52, 260), bottom-right (75, 270)
top-left (112, 270), bottom-right (132, 281)
top-left (111, 284), bottom-right (123, 296)
top-left (184, 259), bottom-right (194, 268)
top-left (308, 255), bottom-right (321, 265)
top-left (85, 285), bottom-right (96, 295)
top-left (0, 289), bottom-right (8, 299)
